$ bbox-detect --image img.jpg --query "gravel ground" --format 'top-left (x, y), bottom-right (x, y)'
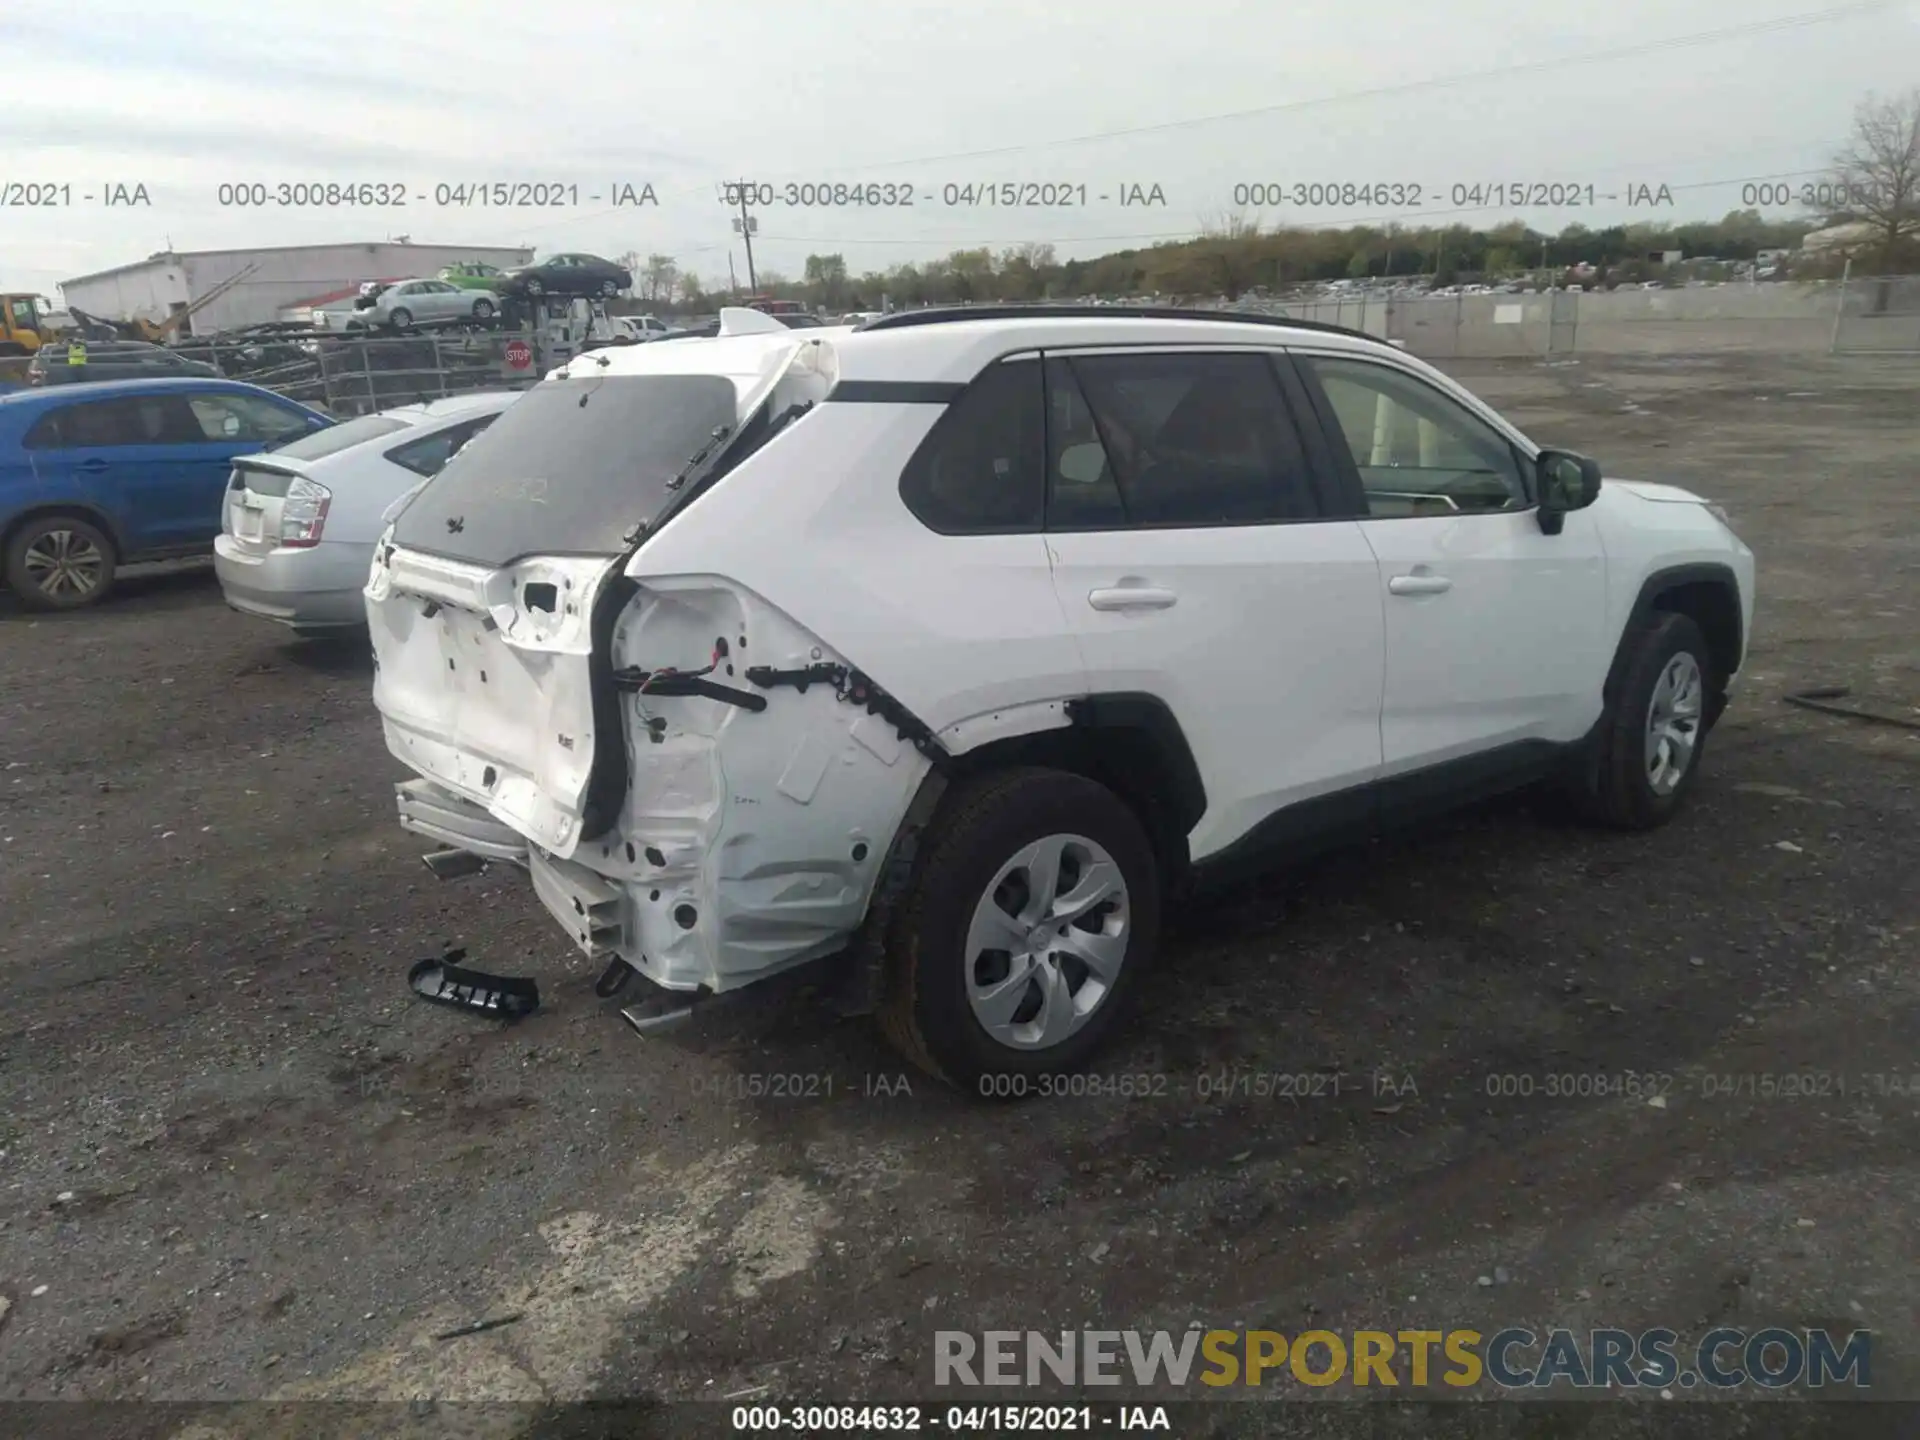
top-left (0, 351), bottom-right (1915, 1436)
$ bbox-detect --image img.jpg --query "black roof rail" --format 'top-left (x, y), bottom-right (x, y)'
top-left (853, 304), bottom-right (1394, 347)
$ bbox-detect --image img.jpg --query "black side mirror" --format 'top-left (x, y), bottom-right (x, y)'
top-left (1536, 449), bottom-right (1603, 534)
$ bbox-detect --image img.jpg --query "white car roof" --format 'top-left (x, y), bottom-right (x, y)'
top-left (382, 390), bottom-right (522, 424)
top-left (560, 311), bottom-right (1401, 389)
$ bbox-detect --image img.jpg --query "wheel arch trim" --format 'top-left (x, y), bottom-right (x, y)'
top-left (1605, 562), bottom-right (1743, 702)
top-left (2, 502), bottom-right (128, 560)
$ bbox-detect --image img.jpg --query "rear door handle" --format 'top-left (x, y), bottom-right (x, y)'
top-left (1388, 573), bottom-right (1452, 595)
top-left (77, 458), bottom-right (108, 473)
top-left (1088, 586), bottom-right (1178, 611)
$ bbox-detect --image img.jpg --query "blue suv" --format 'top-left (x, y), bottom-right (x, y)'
top-left (0, 378), bottom-right (333, 610)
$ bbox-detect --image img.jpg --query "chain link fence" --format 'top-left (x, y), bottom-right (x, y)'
top-left (124, 281), bottom-right (1919, 415)
top-left (1829, 273), bottom-right (1920, 354)
top-left (1226, 281), bottom-right (1909, 359)
top-left (174, 330), bottom-right (541, 415)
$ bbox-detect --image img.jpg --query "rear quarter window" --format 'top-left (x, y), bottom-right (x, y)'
top-left (897, 360), bottom-right (1044, 534)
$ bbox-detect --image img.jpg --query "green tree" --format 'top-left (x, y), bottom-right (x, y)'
top-left (802, 253), bottom-right (850, 309)
top-left (947, 248), bottom-right (995, 301)
top-left (1346, 247), bottom-right (1371, 279)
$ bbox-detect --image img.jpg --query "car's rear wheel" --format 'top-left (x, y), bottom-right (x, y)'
top-left (5, 514), bottom-right (118, 611)
top-left (878, 768), bottom-right (1160, 1093)
top-left (1576, 611), bottom-right (1714, 829)
top-left (599, 279), bottom-right (618, 297)
top-left (388, 307), bottom-right (413, 331)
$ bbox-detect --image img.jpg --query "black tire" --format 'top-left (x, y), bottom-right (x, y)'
top-left (877, 767), bottom-right (1161, 1093)
top-left (1575, 612), bottom-right (1715, 830)
top-left (524, 278), bottom-right (544, 297)
top-left (472, 298), bottom-right (495, 321)
top-left (5, 513), bottom-right (118, 611)
top-left (599, 279), bottom-right (618, 297)
top-left (388, 308), bottom-right (413, 331)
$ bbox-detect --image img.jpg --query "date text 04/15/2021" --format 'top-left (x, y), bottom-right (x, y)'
top-left (209, 181), bottom-right (660, 208)
top-left (729, 1404), bottom-right (1171, 1431)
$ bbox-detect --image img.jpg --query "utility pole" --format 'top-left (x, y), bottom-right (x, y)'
top-left (728, 181), bottom-right (759, 292)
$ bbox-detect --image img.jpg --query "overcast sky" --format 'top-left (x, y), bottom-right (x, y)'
top-left (3, 0), bottom-right (1917, 293)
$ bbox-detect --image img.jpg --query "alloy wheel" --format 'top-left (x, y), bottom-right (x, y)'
top-left (22, 528), bottom-right (106, 601)
top-left (1645, 650), bottom-right (1704, 796)
top-left (964, 833), bottom-right (1130, 1051)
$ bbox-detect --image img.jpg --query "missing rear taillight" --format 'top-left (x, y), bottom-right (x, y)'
top-left (523, 582), bottom-right (558, 612)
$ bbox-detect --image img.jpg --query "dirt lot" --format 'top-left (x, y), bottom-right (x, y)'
top-left (1, 351), bottom-right (1915, 1435)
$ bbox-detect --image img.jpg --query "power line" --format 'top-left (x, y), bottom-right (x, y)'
top-left (682, 1), bottom-right (1899, 181)
top-left (482, 1), bottom-right (1895, 246)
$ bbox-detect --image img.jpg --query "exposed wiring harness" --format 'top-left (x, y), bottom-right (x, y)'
top-left (612, 638), bottom-right (767, 734)
top-left (630, 641), bottom-right (725, 734)
top-left (1783, 686), bottom-right (1920, 732)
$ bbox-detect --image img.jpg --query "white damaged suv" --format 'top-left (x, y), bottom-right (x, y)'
top-left (366, 305), bottom-right (1755, 1087)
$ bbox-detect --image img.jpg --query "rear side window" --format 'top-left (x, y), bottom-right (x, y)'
top-left (385, 414), bottom-right (500, 478)
top-left (1045, 352), bottom-right (1317, 529)
top-left (24, 402), bottom-right (119, 449)
top-left (897, 360), bottom-right (1043, 534)
top-left (24, 396), bottom-right (197, 448)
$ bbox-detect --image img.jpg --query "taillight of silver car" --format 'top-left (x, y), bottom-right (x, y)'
top-left (280, 476), bottom-right (333, 548)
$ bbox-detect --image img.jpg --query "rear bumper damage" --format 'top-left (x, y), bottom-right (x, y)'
top-left (373, 557), bottom-right (939, 999)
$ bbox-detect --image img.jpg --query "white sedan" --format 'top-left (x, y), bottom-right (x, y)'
top-left (215, 391), bottom-right (520, 636)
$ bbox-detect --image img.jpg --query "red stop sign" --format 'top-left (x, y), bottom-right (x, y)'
top-left (504, 338), bottom-right (532, 370)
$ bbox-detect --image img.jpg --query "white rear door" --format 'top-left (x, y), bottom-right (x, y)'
top-left (1039, 348), bottom-right (1385, 862)
top-left (367, 370), bottom-right (749, 856)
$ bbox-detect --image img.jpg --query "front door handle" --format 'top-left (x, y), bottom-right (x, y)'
top-left (1088, 586), bottom-right (1178, 611)
top-left (1388, 573), bottom-right (1452, 595)
top-left (77, 457), bottom-right (108, 473)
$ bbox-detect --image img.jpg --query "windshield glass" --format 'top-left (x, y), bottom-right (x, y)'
top-left (390, 374), bottom-right (739, 566)
top-left (268, 412), bottom-right (405, 459)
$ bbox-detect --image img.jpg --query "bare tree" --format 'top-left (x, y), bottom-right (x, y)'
top-left (1830, 88), bottom-right (1920, 271)
top-left (1198, 209), bottom-right (1262, 242)
top-left (642, 255), bottom-right (679, 304)
top-left (1195, 210), bottom-right (1264, 300)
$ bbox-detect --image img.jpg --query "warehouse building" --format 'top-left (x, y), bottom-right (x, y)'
top-left (59, 241), bottom-right (534, 335)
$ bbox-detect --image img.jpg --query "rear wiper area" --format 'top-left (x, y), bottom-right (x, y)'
top-left (665, 423), bottom-right (734, 491)
top-left (624, 396), bottom-right (819, 549)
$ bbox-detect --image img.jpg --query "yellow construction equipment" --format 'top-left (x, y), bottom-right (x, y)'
top-left (0, 293), bottom-right (57, 355)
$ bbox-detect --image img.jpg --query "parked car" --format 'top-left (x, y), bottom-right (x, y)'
top-left (0, 378), bottom-right (333, 610)
top-left (619, 315), bottom-right (676, 340)
top-left (363, 305), bottom-right (1753, 1086)
top-left (585, 316), bottom-right (676, 344)
top-left (439, 262), bottom-right (507, 292)
top-left (773, 313), bottom-right (827, 329)
top-left (495, 253), bottom-right (632, 300)
top-left (839, 311), bottom-right (884, 326)
top-left (352, 278), bottom-right (500, 332)
top-left (28, 339), bottom-right (220, 387)
top-left (216, 391), bottom-right (518, 636)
